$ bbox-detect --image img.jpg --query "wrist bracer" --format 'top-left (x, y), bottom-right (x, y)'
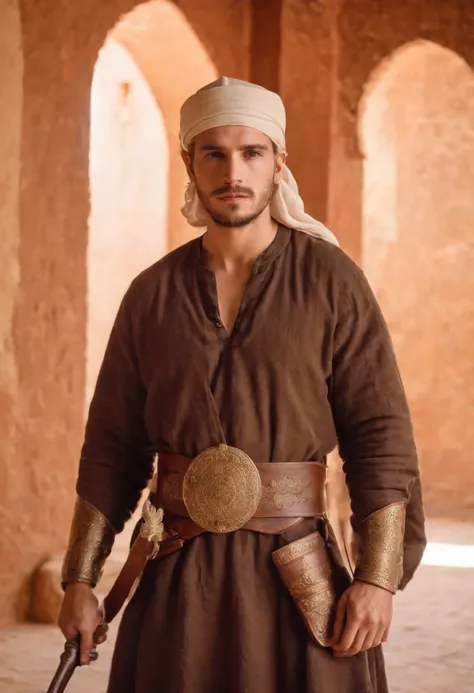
top-left (61, 497), bottom-right (116, 589)
top-left (354, 501), bottom-right (406, 594)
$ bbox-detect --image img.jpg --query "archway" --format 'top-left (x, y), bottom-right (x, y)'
top-left (111, 0), bottom-right (218, 251)
top-left (87, 39), bottom-right (169, 406)
top-left (87, 0), bottom-right (217, 406)
top-left (359, 40), bottom-right (474, 519)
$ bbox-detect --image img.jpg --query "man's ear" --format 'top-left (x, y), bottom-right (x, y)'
top-left (181, 149), bottom-right (195, 181)
top-left (274, 151), bottom-right (287, 184)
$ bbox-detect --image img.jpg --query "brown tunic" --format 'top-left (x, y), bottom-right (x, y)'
top-left (77, 226), bottom-right (426, 693)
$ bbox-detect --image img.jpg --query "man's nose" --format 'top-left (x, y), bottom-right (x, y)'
top-left (223, 153), bottom-right (244, 184)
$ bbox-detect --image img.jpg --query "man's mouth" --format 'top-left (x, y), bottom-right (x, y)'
top-left (218, 193), bottom-right (249, 200)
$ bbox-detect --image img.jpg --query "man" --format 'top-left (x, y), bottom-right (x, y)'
top-left (59, 77), bottom-right (426, 693)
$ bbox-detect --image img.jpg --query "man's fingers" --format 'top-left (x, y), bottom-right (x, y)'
top-left (94, 623), bottom-right (109, 646)
top-left (372, 623), bottom-right (387, 649)
top-left (334, 623), bottom-right (371, 657)
top-left (61, 624), bottom-right (79, 641)
top-left (58, 584), bottom-right (103, 666)
top-left (330, 581), bottom-right (394, 656)
top-left (329, 592), bottom-right (348, 646)
top-left (358, 621), bottom-right (387, 653)
top-left (342, 618), bottom-right (388, 655)
top-left (332, 607), bottom-right (360, 654)
top-left (359, 628), bottom-right (377, 653)
top-left (382, 622), bottom-right (391, 643)
top-left (79, 628), bottom-right (94, 666)
top-left (351, 626), bottom-right (374, 656)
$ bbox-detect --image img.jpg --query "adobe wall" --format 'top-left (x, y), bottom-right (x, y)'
top-left (1, 0), bottom-right (250, 626)
top-left (0, 0), bottom-right (24, 624)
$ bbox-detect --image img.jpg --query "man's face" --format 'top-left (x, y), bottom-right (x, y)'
top-left (183, 126), bottom-right (285, 228)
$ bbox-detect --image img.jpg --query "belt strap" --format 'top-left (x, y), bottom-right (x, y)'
top-left (157, 453), bottom-right (327, 521)
top-left (102, 455), bottom-right (326, 624)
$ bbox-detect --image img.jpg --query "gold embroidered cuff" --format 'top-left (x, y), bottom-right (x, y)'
top-left (354, 501), bottom-right (406, 594)
top-left (61, 497), bottom-right (116, 589)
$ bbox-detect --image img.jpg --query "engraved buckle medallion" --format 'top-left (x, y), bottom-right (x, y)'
top-left (182, 444), bottom-right (262, 533)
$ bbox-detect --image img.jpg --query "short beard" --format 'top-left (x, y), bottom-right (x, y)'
top-left (196, 181), bottom-right (276, 229)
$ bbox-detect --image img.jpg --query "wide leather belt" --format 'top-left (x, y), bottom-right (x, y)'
top-left (156, 445), bottom-right (327, 535)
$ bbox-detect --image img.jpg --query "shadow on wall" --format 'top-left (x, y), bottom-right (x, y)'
top-left (359, 40), bottom-right (474, 521)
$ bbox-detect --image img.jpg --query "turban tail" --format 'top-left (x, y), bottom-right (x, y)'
top-left (180, 77), bottom-right (338, 247)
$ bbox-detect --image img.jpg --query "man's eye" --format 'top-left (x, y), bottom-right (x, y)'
top-left (245, 150), bottom-right (262, 158)
top-left (206, 151), bottom-right (223, 159)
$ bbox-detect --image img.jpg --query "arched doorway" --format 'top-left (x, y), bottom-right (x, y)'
top-left (359, 40), bottom-right (474, 519)
top-left (87, 39), bottom-right (169, 406)
top-left (87, 0), bottom-right (217, 406)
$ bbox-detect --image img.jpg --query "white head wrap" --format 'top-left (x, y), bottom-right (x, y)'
top-left (179, 77), bottom-right (338, 246)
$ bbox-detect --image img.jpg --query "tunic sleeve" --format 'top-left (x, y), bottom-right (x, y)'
top-left (329, 262), bottom-right (426, 590)
top-left (76, 285), bottom-right (154, 533)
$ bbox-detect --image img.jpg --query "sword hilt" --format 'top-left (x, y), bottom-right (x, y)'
top-left (46, 636), bottom-right (98, 693)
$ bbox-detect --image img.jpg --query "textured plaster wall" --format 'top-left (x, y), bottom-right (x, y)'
top-left (0, 0), bottom-right (250, 625)
top-left (0, 0), bottom-right (24, 625)
top-left (250, 0), bottom-right (282, 92)
top-left (279, 0), bottom-right (336, 225)
top-left (361, 42), bottom-right (474, 520)
top-left (4, 0), bottom-right (101, 628)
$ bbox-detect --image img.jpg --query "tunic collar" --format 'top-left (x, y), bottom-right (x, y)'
top-left (192, 224), bottom-right (292, 275)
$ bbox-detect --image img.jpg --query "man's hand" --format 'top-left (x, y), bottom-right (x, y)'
top-left (328, 580), bottom-right (393, 657)
top-left (58, 583), bottom-right (108, 666)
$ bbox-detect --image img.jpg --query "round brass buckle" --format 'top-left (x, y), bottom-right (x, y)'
top-left (182, 444), bottom-right (262, 533)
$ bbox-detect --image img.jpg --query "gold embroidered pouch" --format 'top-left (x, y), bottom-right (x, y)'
top-left (272, 531), bottom-right (337, 647)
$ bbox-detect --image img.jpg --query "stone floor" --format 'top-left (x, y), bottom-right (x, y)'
top-left (0, 519), bottom-right (473, 693)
